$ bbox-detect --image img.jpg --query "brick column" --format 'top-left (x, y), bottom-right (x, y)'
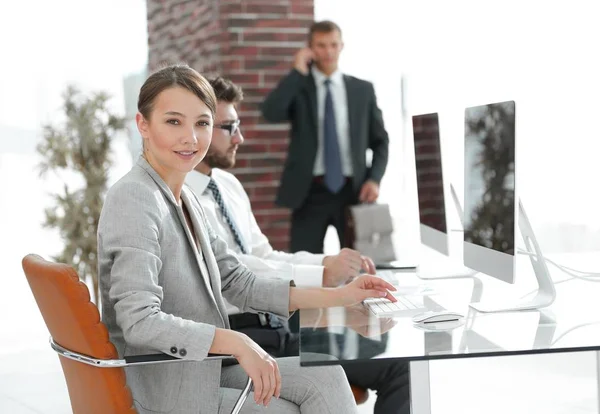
top-left (147, 0), bottom-right (314, 251)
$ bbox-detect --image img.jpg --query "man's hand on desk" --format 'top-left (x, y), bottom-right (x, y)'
top-left (361, 255), bottom-right (376, 275)
top-left (323, 248), bottom-right (376, 286)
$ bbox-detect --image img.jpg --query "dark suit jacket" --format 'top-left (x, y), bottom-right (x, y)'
top-left (261, 69), bottom-right (389, 210)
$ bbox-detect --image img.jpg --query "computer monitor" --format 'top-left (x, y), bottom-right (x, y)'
top-left (413, 113), bottom-right (449, 256)
top-left (463, 101), bottom-right (555, 313)
top-left (463, 100), bottom-right (516, 284)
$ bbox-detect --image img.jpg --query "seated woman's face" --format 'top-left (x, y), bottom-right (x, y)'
top-left (140, 86), bottom-right (213, 176)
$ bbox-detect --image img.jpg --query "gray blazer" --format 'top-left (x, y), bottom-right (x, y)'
top-left (98, 157), bottom-right (292, 414)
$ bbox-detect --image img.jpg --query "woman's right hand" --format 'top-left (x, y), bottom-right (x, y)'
top-left (336, 274), bottom-right (397, 307)
top-left (234, 333), bottom-right (281, 407)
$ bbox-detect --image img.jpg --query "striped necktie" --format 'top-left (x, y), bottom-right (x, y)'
top-left (206, 178), bottom-right (248, 254)
top-left (207, 178), bottom-right (284, 330)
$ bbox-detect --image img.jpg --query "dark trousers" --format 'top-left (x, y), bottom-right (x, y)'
top-left (228, 313), bottom-right (297, 358)
top-left (235, 312), bottom-right (411, 414)
top-left (343, 358), bottom-right (411, 414)
top-left (291, 178), bottom-right (356, 254)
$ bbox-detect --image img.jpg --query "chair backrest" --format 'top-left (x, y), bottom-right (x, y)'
top-left (22, 254), bottom-right (137, 414)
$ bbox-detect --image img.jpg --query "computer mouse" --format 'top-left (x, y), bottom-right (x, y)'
top-left (412, 310), bottom-right (464, 325)
top-left (413, 319), bottom-right (465, 332)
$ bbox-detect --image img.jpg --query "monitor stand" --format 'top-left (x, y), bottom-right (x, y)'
top-left (417, 183), bottom-right (475, 280)
top-left (469, 200), bottom-right (556, 313)
top-left (450, 182), bottom-right (464, 228)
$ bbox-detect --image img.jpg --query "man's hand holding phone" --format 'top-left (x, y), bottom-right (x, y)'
top-left (293, 47), bottom-right (314, 75)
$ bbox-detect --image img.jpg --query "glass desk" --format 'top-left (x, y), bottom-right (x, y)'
top-left (299, 252), bottom-right (600, 413)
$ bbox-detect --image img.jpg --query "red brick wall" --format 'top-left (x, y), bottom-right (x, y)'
top-left (147, 0), bottom-right (314, 251)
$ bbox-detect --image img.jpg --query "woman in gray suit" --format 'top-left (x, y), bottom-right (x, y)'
top-left (98, 64), bottom-right (397, 414)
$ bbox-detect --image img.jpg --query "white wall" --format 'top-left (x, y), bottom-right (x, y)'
top-left (0, 0), bottom-right (147, 356)
top-left (315, 2), bottom-right (600, 413)
top-left (0, 0), bottom-right (147, 130)
top-left (316, 0), bottom-right (600, 254)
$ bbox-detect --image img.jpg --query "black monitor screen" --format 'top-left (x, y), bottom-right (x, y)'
top-left (413, 113), bottom-right (447, 234)
top-left (464, 101), bottom-right (516, 255)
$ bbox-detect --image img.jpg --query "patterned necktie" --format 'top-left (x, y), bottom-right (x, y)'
top-left (206, 178), bottom-right (249, 254)
top-left (323, 79), bottom-right (344, 193)
top-left (207, 178), bottom-right (284, 330)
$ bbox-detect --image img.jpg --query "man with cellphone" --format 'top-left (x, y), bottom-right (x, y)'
top-left (261, 20), bottom-right (390, 258)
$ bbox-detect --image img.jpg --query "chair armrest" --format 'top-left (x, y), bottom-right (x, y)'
top-left (50, 337), bottom-right (253, 414)
top-left (50, 337), bottom-right (235, 368)
top-left (124, 353), bottom-right (235, 365)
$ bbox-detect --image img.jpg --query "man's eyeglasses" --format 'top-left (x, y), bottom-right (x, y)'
top-left (215, 119), bottom-right (241, 136)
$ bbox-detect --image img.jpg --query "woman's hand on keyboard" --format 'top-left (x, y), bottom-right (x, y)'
top-left (337, 275), bottom-right (397, 306)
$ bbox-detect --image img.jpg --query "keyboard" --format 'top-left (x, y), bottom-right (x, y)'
top-left (363, 295), bottom-right (424, 317)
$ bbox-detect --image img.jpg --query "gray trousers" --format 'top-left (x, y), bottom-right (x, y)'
top-left (218, 356), bottom-right (358, 413)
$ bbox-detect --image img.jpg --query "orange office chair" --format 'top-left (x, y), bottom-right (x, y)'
top-left (22, 254), bottom-right (252, 414)
top-left (351, 384), bottom-right (369, 405)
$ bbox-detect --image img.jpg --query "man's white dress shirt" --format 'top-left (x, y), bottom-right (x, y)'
top-left (311, 66), bottom-right (353, 177)
top-left (186, 169), bottom-right (326, 312)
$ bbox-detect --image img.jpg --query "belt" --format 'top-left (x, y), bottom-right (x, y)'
top-left (313, 175), bottom-right (351, 184)
top-left (229, 312), bottom-right (274, 330)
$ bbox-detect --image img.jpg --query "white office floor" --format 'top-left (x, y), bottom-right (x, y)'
top-left (0, 347), bottom-right (597, 414)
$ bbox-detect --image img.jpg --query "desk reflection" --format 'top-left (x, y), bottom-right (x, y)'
top-left (300, 305), bottom-right (397, 361)
top-left (299, 271), bottom-right (600, 367)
